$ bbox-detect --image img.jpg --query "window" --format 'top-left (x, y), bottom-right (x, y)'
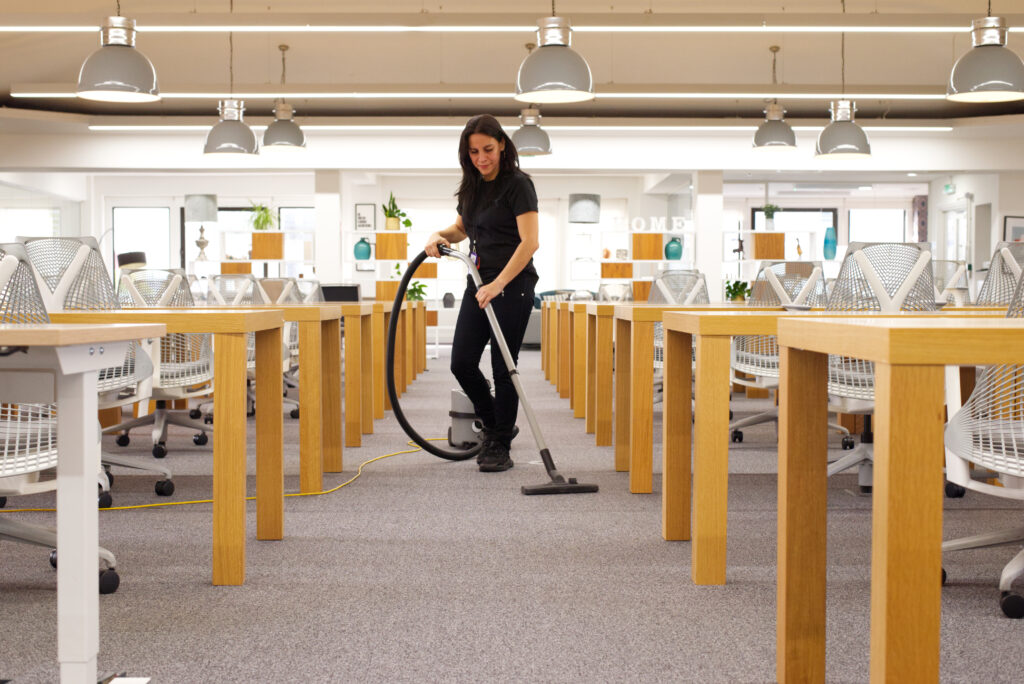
top-left (278, 207), bottom-right (316, 278)
top-left (848, 208), bottom-right (907, 244)
top-left (112, 206), bottom-right (172, 271)
top-left (0, 208), bottom-right (60, 242)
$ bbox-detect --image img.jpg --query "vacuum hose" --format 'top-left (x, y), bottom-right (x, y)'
top-left (386, 249), bottom-right (478, 460)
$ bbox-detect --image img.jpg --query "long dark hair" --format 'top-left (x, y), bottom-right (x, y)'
top-left (456, 114), bottom-right (525, 218)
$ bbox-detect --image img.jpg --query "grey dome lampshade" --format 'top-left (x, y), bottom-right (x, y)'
top-left (815, 100), bottom-right (871, 158)
top-left (515, 17), bottom-right (594, 104)
top-left (753, 103), bottom-right (796, 150)
top-left (184, 194), bottom-right (218, 223)
top-left (77, 16), bottom-right (160, 103)
top-left (568, 194), bottom-right (601, 224)
top-left (204, 100), bottom-right (257, 155)
top-left (262, 103), bottom-right (306, 151)
top-left (948, 16), bottom-right (1024, 103)
top-left (511, 108), bottom-right (552, 156)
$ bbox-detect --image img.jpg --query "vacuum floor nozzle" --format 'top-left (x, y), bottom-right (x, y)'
top-left (521, 478), bottom-right (599, 496)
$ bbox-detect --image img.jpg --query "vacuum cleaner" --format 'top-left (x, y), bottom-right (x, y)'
top-left (386, 245), bottom-right (598, 496)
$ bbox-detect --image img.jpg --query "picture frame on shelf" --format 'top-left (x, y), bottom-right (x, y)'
top-left (355, 203), bottom-right (376, 232)
top-left (1003, 215), bottom-right (1024, 242)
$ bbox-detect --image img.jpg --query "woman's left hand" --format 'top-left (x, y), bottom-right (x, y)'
top-left (475, 281), bottom-right (503, 309)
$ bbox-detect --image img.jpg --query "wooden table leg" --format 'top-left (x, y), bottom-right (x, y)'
top-left (628, 320), bottom-right (655, 494)
top-left (614, 317), bottom-right (631, 472)
top-left (777, 346), bottom-right (828, 682)
top-left (344, 312), bottom-right (362, 448)
top-left (297, 320), bottom-right (323, 493)
top-left (403, 307), bottom-right (414, 391)
top-left (213, 332), bottom-right (248, 585)
top-left (869, 363), bottom-right (944, 682)
top-left (585, 312), bottom-right (596, 433)
top-left (255, 326), bottom-right (284, 539)
top-left (595, 313), bottom-right (614, 446)
top-left (382, 312), bottom-right (393, 411)
top-left (573, 309), bottom-right (587, 418)
top-left (322, 318), bottom-right (343, 473)
top-left (372, 307), bottom-right (385, 419)
top-left (548, 303), bottom-right (558, 385)
top-left (692, 334), bottom-right (731, 583)
top-left (558, 304), bottom-right (571, 399)
top-left (361, 311), bottom-right (373, 434)
top-left (542, 302), bottom-right (549, 378)
top-left (662, 328), bottom-right (692, 541)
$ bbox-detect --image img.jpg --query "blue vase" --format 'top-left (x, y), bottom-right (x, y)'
top-left (664, 237), bottom-right (682, 260)
top-left (823, 226), bottom-right (837, 260)
top-left (354, 237), bottom-right (371, 260)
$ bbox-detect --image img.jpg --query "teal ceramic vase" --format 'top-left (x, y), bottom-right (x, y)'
top-left (354, 237), bottom-right (372, 260)
top-left (823, 227), bottom-right (837, 260)
top-left (664, 236), bottom-right (682, 260)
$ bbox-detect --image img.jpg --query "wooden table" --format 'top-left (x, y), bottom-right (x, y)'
top-left (0, 322), bottom-right (165, 682)
top-left (775, 317), bottom-right (1024, 683)
top-left (51, 309), bottom-right (284, 586)
top-left (341, 302), bottom-right (374, 447)
top-left (613, 303), bottom-right (782, 494)
top-left (584, 302), bottom-right (616, 445)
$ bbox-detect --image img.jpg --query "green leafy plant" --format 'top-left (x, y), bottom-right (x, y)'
top-left (249, 202), bottom-right (277, 231)
top-left (393, 262), bottom-right (426, 300)
top-left (725, 279), bottom-right (751, 301)
top-left (762, 203), bottom-right (781, 220)
top-left (382, 192), bottom-right (412, 228)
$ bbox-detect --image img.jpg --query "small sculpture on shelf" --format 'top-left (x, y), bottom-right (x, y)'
top-left (195, 226), bottom-right (209, 261)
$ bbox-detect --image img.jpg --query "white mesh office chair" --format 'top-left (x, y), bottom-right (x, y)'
top-left (597, 282), bottom-right (633, 302)
top-left (825, 242), bottom-right (937, 492)
top-left (0, 243), bottom-right (120, 593)
top-left (113, 268), bottom-right (214, 458)
top-left (728, 261), bottom-right (836, 442)
top-left (976, 242), bottom-right (1024, 306)
top-left (648, 269), bottom-right (709, 403)
top-left (942, 276), bottom-right (1024, 618)
top-left (932, 259), bottom-right (971, 306)
top-left (21, 237), bottom-right (173, 496)
top-left (295, 278), bottom-right (325, 303)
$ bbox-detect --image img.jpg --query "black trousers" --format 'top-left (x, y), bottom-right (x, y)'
top-left (450, 272), bottom-right (537, 448)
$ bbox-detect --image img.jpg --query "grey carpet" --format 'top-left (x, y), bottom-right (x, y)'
top-left (1, 348), bottom-right (1023, 683)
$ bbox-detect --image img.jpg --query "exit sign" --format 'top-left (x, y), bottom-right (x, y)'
top-left (944, 183), bottom-right (957, 195)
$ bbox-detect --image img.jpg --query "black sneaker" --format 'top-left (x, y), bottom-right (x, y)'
top-left (479, 440), bottom-right (513, 472)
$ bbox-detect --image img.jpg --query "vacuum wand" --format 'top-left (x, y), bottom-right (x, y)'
top-left (438, 245), bottom-right (597, 495)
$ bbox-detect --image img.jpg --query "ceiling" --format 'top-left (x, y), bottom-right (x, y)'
top-left (2, 0), bottom-right (1024, 124)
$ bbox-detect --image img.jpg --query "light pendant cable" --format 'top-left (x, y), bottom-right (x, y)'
top-left (77, 1), bottom-right (159, 102)
top-left (204, 2), bottom-right (256, 155)
top-left (753, 46), bottom-right (796, 151)
top-left (515, 1), bottom-right (594, 103)
top-left (263, 44), bottom-right (307, 151)
top-left (816, 1), bottom-right (871, 158)
top-left (948, 1), bottom-right (1024, 102)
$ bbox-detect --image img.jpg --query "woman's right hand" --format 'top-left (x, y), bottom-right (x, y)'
top-left (425, 233), bottom-right (450, 258)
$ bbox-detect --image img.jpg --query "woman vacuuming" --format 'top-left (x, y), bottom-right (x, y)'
top-left (425, 114), bottom-right (540, 473)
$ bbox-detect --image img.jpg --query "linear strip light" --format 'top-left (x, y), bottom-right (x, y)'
top-left (87, 123), bottom-right (953, 132)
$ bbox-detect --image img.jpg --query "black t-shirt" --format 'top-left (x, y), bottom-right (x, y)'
top-left (457, 169), bottom-right (538, 283)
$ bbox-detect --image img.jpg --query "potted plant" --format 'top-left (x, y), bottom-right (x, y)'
top-left (725, 279), bottom-right (751, 302)
top-left (249, 202), bottom-right (277, 231)
top-left (763, 203), bottom-right (781, 231)
top-left (382, 192), bottom-right (412, 231)
top-left (392, 262), bottom-right (426, 301)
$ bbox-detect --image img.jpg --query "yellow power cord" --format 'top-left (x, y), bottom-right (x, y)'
top-left (0, 439), bottom-right (440, 514)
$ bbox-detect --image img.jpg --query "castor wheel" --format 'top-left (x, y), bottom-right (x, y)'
top-left (103, 468), bottom-right (114, 487)
top-left (152, 443), bottom-right (167, 458)
top-left (1000, 591), bottom-right (1024, 619)
top-left (155, 479), bottom-right (174, 496)
top-left (729, 409), bottom-right (733, 420)
top-left (290, 408), bottom-right (300, 419)
top-left (859, 485), bottom-right (873, 495)
top-left (189, 408), bottom-right (202, 419)
top-left (0, 496), bottom-right (6, 508)
top-left (247, 405), bottom-right (256, 417)
top-left (204, 415), bottom-right (214, 425)
top-left (841, 435), bottom-right (856, 450)
top-left (49, 549), bottom-right (57, 569)
top-left (115, 433), bottom-right (130, 447)
top-left (945, 481), bottom-right (967, 498)
top-left (193, 432), bottom-right (208, 446)
top-left (99, 569), bottom-right (120, 595)
top-left (98, 491), bottom-right (113, 508)
top-left (941, 567), bottom-right (947, 586)
top-left (731, 430), bottom-right (743, 443)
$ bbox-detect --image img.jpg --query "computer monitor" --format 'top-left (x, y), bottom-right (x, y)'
top-left (321, 284), bottom-right (362, 302)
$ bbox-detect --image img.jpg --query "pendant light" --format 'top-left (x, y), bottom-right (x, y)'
top-left (947, 3), bottom-right (1024, 102)
top-left (204, 10), bottom-right (256, 155)
top-left (515, 2), bottom-right (594, 104)
top-left (262, 45), bottom-right (306, 152)
top-left (77, 4), bottom-right (159, 103)
top-left (816, 2), bottom-right (871, 158)
top-left (512, 108), bottom-right (552, 156)
top-left (753, 46), bottom-right (796, 151)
